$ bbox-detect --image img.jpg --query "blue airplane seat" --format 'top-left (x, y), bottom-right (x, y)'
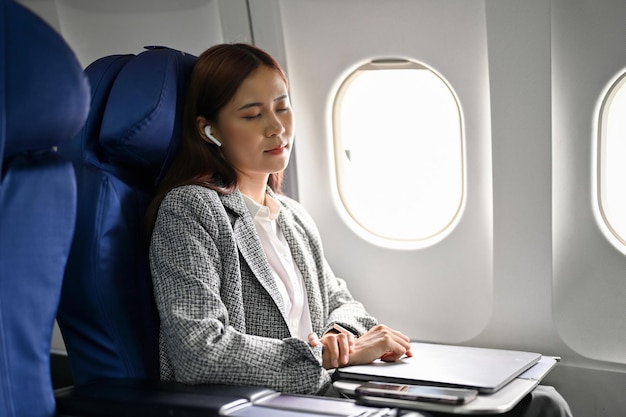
top-left (0, 0), bottom-right (90, 416)
top-left (56, 46), bottom-right (197, 386)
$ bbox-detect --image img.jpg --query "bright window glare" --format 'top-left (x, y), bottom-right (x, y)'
top-left (333, 62), bottom-right (464, 245)
top-left (599, 73), bottom-right (626, 244)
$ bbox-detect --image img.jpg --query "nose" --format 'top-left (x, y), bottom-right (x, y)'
top-left (265, 112), bottom-right (285, 137)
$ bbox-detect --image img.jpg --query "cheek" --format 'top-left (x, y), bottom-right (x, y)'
top-left (222, 124), bottom-right (254, 147)
top-left (221, 128), bottom-right (260, 161)
top-left (284, 114), bottom-right (296, 138)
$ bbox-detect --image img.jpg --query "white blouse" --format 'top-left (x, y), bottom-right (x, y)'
top-left (242, 194), bottom-right (314, 341)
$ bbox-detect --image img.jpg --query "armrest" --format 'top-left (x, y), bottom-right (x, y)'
top-left (55, 378), bottom-right (275, 417)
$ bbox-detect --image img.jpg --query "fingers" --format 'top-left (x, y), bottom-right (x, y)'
top-left (321, 332), bottom-right (353, 368)
top-left (349, 324), bottom-right (412, 365)
top-left (335, 326), bottom-right (356, 353)
top-left (337, 332), bottom-right (354, 361)
top-left (380, 348), bottom-right (407, 362)
top-left (316, 324), bottom-right (411, 368)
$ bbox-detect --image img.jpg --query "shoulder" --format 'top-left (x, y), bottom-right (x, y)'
top-left (158, 185), bottom-right (230, 227)
top-left (161, 184), bottom-right (221, 208)
top-left (152, 186), bottom-right (239, 249)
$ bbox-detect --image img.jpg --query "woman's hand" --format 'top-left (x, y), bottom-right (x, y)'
top-left (309, 324), bottom-right (411, 369)
top-left (347, 324), bottom-right (412, 365)
top-left (308, 327), bottom-right (355, 369)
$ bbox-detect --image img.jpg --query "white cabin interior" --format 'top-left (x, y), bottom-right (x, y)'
top-left (17, 1), bottom-right (626, 416)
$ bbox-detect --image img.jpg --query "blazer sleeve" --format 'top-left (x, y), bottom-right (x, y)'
top-left (149, 186), bottom-right (330, 394)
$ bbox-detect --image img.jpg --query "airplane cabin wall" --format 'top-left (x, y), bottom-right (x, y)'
top-left (270, 0), bottom-right (495, 345)
top-left (16, 1), bottom-right (626, 415)
top-left (550, 0), bottom-right (626, 415)
top-left (18, 0), bottom-right (251, 67)
top-left (251, 1), bottom-right (626, 415)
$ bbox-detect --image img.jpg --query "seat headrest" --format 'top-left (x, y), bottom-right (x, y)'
top-left (3, 0), bottom-right (90, 159)
top-left (99, 47), bottom-right (197, 183)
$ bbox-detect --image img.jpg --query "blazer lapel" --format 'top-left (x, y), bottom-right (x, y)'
top-left (275, 198), bottom-right (325, 335)
top-left (220, 191), bottom-right (287, 318)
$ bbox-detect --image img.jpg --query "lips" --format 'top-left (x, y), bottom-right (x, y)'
top-left (265, 144), bottom-right (287, 154)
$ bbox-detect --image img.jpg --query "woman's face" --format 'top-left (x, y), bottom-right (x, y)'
top-left (213, 66), bottom-right (294, 183)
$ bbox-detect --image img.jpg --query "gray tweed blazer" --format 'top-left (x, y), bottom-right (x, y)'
top-left (149, 185), bottom-right (377, 394)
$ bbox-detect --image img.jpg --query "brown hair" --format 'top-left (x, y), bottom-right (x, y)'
top-left (145, 43), bottom-right (288, 238)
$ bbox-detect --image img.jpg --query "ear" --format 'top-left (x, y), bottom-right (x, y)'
top-left (196, 116), bottom-right (210, 143)
top-left (196, 116), bottom-right (222, 147)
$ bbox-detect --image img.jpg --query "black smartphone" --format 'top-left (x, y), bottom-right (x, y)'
top-left (355, 382), bottom-right (478, 406)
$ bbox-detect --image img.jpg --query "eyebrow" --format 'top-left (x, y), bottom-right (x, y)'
top-left (236, 94), bottom-right (289, 111)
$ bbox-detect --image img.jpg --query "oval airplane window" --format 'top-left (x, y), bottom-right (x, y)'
top-left (332, 59), bottom-right (464, 248)
top-left (598, 72), bottom-right (626, 246)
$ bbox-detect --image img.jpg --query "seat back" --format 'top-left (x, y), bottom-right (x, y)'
top-left (57, 47), bottom-right (196, 385)
top-left (0, 1), bottom-right (89, 416)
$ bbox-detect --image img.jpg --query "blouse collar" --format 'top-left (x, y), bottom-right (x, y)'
top-left (242, 192), bottom-right (281, 221)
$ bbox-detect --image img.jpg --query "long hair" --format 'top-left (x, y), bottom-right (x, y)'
top-left (145, 43), bottom-right (288, 238)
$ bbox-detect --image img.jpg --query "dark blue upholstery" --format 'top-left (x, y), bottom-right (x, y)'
top-left (0, 1), bottom-right (89, 416)
top-left (57, 47), bottom-right (196, 386)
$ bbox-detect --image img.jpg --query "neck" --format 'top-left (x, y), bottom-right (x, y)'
top-left (238, 174), bottom-right (269, 206)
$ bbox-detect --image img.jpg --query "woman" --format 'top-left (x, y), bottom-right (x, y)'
top-left (145, 43), bottom-right (412, 395)
top-left (146, 43), bottom-right (572, 416)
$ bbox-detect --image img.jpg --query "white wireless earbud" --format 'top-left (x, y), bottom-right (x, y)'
top-left (203, 125), bottom-right (222, 147)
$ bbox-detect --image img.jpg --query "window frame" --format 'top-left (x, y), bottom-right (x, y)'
top-left (330, 58), bottom-right (465, 249)
top-left (597, 71), bottom-right (626, 247)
